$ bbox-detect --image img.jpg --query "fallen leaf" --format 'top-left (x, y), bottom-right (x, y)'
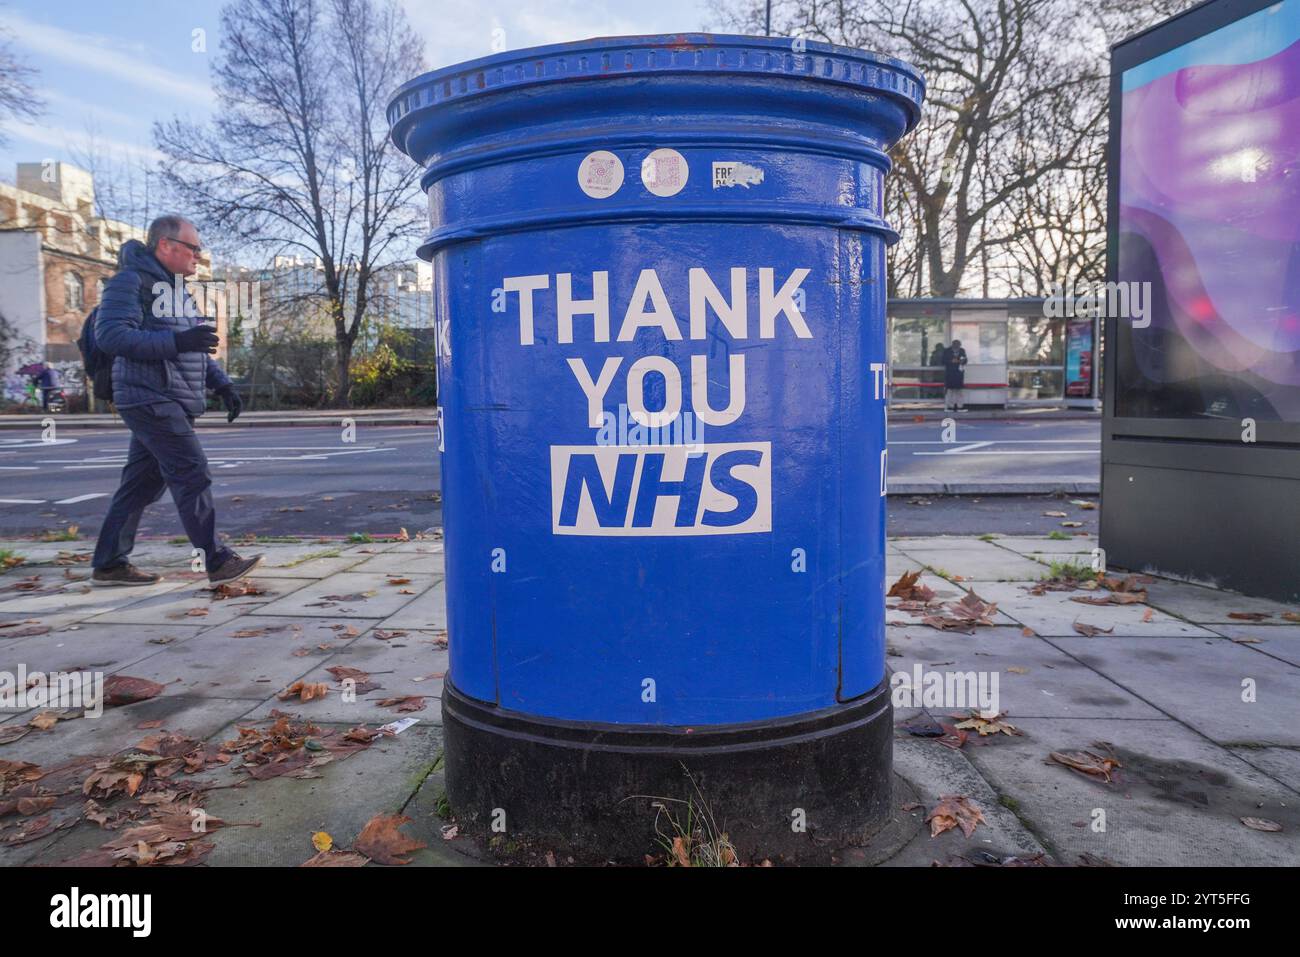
top-left (952, 710), bottom-right (1022, 737)
top-left (302, 849), bottom-right (369, 867)
top-left (1006, 666), bottom-right (1029, 674)
top-left (277, 681), bottom-right (329, 703)
top-left (926, 795), bottom-right (986, 838)
top-left (101, 676), bottom-right (166, 707)
top-left (1072, 622), bottom-right (1115, 637)
top-left (0, 626), bottom-right (49, 638)
top-left (1240, 817), bottom-right (1282, 832)
top-left (1141, 609), bottom-right (1155, 622)
top-left (312, 830), bottom-right (333, 852)
top-left (888, 570), bottom-right (935, 603)
top-left (387, 577), bottom-right (411, 586)
top-left (1281, 612), bottom-right (1300, 623)
top-left (376, 696), bottom-right (426, 713)
top-left (1228, 612), bottom-right (1270, 621)
top-left (1049, 746), bottom-right (1122, 783)
top-left (354, 813), bottom-right (426, 865)
top-left (1043, 511), bottom-right (1068, 518)
top-left (1059, 521), bottom-right (1083, 528)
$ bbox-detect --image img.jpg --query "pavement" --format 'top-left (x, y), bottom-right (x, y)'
top-left (0, 531), bottom-right (1294, 867)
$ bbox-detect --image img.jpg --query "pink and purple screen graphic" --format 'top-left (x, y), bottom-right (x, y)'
top-left (1118, 0), bottom-right (1300, 421)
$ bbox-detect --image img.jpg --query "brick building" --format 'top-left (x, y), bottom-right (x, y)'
top-left (0, 162), bottom-right (225, 397)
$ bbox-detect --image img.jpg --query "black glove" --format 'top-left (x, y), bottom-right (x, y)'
top-left (217, 385), bottom-right (242, 423)
top-left (174, 325), bottom-right (219, 354)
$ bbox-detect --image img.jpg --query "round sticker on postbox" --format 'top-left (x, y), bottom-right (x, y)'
top-left (578, 150), bottom-right (624, 199)
top-left (641, 148), bottom-right (688, 197)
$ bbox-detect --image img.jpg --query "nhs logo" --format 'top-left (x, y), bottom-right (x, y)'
top-left (550, 442), bottom-right (771, 536)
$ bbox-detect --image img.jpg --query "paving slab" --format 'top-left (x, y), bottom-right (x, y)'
top-left (102, 622), bottom-right (368, 700)
top-left (347, 551), bottom-right (444, 576)
top-left (1142, 578), bottom-right (1300, 625)
top-left (240, 632), bottom-right (448, 724)
top-left (880, 734), bottom-right (1048, 867)
top-left (891, 536), bottom-right (1017, 552)
top-left (252, 572), bottom-right (433, 620)
top-left (79, 576), bottom-right (314, 627)
top-left (376, 581), bottom-right (447, 631)
top-left (899, 547), bottom-right (1051, 582)
top-left (1050, 635), bottom-right (1300, 747)
top-left (0, 576), bottom-right (188, 617)
top-left (0, 621), bottom-right (210, 683)
top-left (994, 535), bottom-right (1098, 556)
top-left (887, 626), bottom-right (1166, 720)
top-left (965, 581), bottom-right (1219, 638)
top-left (1228, 746), bottom-right (1300, 794)
top-left (200, 721), bottom-right (444, 866)
top-left (960, 718), bottom-right (1300, 866)
top-left (1202, 624), bottom-right (1300, 667)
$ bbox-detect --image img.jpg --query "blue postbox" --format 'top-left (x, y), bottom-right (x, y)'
top-left (388, 33), bottom-right (923, 862)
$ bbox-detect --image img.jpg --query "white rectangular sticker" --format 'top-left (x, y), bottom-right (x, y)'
top-left (550, 442), bottom-right (771, 536)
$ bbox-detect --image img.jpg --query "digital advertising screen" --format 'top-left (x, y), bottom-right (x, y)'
top-left (1115, 0), bottom-right (1300, 426)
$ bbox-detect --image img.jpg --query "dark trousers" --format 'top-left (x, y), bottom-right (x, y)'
top-left (92, 400), bottom-right (231, 572)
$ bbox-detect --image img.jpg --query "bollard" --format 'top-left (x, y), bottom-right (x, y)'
top-left (388, 33), bottom-right (923, 863)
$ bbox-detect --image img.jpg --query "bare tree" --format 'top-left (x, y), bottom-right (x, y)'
top-left (0, 14), bottom-right (44, 147)
top-left (717, 0), bottom-right (1197, 298)
top-left (153, 0), bottom-right (426, 406)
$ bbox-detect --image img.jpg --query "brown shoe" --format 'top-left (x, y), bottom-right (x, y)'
top-left (92, 563), bottom-right (163, 587)
top-left (208, 552), bottom-right (263, 585)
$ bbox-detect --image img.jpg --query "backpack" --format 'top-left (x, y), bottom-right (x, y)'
top-left (76, 307), bottom-right (114, 402)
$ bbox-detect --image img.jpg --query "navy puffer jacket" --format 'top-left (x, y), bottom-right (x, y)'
top-left (95, 239), bottom-right (231, 416)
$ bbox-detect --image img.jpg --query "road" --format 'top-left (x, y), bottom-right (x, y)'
top-left (0, 419), bottom-right (1098, 540)
top-left (0, 424), bottom-right (441, 539)
top-left (886, 416), bottom-right (1099, 489)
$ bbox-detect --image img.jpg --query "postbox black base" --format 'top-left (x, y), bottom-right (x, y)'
top-left (441, 680), bottom-right (893, 865)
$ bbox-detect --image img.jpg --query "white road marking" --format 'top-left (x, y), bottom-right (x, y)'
top-left (889, 439), bottom-right (1100, 445)
top-left (0, 466), bottom-right (39, 470)
top-left (54, 493), bottom-right (110, 504)
top-left (0, 498), bottom-right (45, 504)
top-left (939, 441), bottom-right (994, 454)
top-left (913, 449), bottom-right (1097, 456)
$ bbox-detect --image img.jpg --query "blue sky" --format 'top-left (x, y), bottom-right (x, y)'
top-left (0, 0), bottom-right (721, 186)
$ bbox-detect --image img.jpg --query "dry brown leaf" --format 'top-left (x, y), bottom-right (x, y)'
top-left (376, 696), bottom-right (426, 713)
top-left (1240, 817), bottom-right (1282, 832)
top-left (101, 675), bottom-right (166, 707)
top-left (302, 849), bottom-right (369, 867)
top-left (926, 795), bottom-right (986, 838)
top-left (887, 570), bottom-right (935, 603)
top-left (1049, 746), bottom-right (1122, 783)
top-left (277, 681), bottom-right (329, 703)
top-left (1227, 612), bottom-right (1270, 621)
top-left (952, 710), bottom-right (1022, 737)
top-left (1072, 622), bottom-right (1115, 637)
top-left (353, 813), bottom-right (426, 865)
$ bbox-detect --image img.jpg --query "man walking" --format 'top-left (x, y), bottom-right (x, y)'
top-left (91, 215), bottom-right (261, 587)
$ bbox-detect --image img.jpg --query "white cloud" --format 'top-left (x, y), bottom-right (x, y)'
top-left (7, 11), bottom-right (215, 108)
top-left (5, 119), bottom-right (166, 167)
